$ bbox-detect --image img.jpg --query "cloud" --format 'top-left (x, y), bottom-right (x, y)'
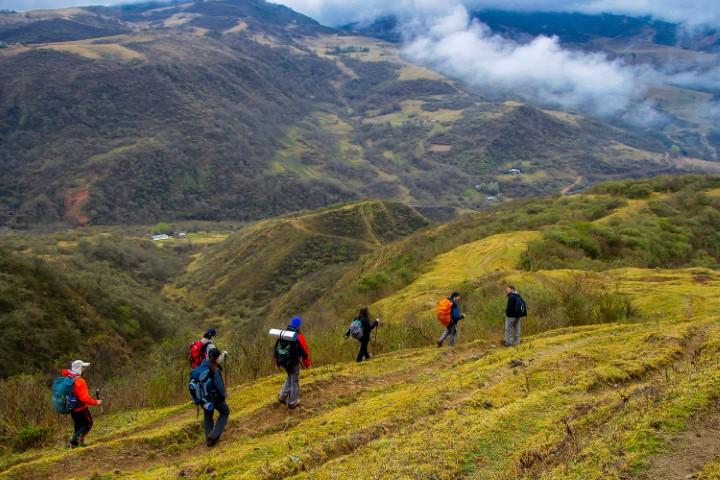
top-left (277, 0), bottom-right (720, 28)
top-left (278, 0), bottom-right (719, 126)
top-left (403, 5), bottom-right (656, 118)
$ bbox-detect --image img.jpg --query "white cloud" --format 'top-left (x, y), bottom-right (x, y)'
top-left (277, 0), bottom-right (720, 28)
top-left (403, 5), bottom-right (654, 118)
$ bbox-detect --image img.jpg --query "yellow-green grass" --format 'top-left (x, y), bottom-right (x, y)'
top-left (302, 35), bottom-right (399, 63)
top-left (7, 310), bottom-right (716, 479)
top-left (373, 231), bottom-right (541, 323)
top-left (363, 99), bottom-right (464, 126)
top-left (4, 211), bottom-right (720, 479)
top-left (697, 457), bottom-right (720, 479)
top-left (184, 231), bottom-right (231, 246)
top-left (39, 42), bottom-right (146, 62)
top-left (397, 64), bottom-right (445, 81)
top-left (313, 112), bottom-right (353, 135)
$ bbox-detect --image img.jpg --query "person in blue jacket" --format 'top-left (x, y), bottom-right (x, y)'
top-left (202, 348), bottom-right (230, 447)
top-left (438, 292), bottom-right (464, 347)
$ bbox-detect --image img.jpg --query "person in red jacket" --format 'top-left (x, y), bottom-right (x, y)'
top-left (62, 360), bottom-right (102, 448)
top-left (277, 316), bottom-right (311, 409)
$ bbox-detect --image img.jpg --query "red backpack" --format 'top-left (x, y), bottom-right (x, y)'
top-left (188, 341), bottom-right (208, 369)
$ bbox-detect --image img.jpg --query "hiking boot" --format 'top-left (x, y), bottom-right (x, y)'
top-left (278, 397), bottom-right (287, 405)
top-left (288, 401), bottom-right (300, 410)
top-left (437, 341), bottom-right (443, 348)
top-left (206, 437), bottom-right (218, 447)
top-left (66, 440), bottom-right (78, 449)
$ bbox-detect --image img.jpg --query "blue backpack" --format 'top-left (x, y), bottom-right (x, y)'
top-left (189, 363), bottom-right (215, 411)
top-left (52, 376), bottom-right (78, 414)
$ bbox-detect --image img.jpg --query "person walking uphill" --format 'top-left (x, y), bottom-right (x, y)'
top-left (504, 285), bottom-right (527, 346)
top-left (345, 307), bottom-right (379, 362)
top-left (200, 348), bottom-right (230, 447)
top-left (56, 360), bottom-right (102, 448)
top-left (189, 328), bottom-right (226, 369)
top-left (275, 316), bottom-right (311, 409)
top-left (437, 292), bottom-right (464, 347)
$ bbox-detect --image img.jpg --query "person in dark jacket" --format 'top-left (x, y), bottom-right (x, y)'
top-left (203, 348), bottom-right (230, 447)
top-left (345, 306), bottom-right (379, 362)
top-left (438, 292), bottom-right (464, 347)
top-left (504, 285), bottom-right (525, 346)
top-left (277, 316), bottom-right (311, 409)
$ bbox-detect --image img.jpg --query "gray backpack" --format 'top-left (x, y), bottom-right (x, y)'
top-left (348, 318), bottom-right (363, 340)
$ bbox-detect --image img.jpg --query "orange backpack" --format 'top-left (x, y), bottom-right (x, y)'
top-left (436, 298), bottom-right (453, 326)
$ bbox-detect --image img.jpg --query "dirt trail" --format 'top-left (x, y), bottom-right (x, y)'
top-left (632, 326), bottom-right (720, 480)
top-left (6, 343), bottom-right (494, 480)
top-left (638, 410), bottom-right (720, 480)
top-left (561, 176), bottom-right (583, 194)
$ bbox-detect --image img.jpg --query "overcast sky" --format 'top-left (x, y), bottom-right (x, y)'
top-left (1, 0), bottom-right (718, 27)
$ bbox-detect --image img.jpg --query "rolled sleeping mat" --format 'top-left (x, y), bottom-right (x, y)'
top-left (268, 328), bottom-right (298, 342)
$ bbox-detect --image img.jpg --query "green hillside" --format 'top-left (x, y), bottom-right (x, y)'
top-left (1, 177), bottom-right (720, 479)
top-left (175, 201), bottom-right (427, 318)
top-left (1, 0), bottom-right (710, 229)
top-left (0, 177), bottom-right (720, 479)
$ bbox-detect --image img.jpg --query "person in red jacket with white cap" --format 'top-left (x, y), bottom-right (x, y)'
top-left (61, 360), bottom-right (102, 448)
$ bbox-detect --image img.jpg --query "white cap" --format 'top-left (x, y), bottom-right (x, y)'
top-left (71, 360), bottom-right (91, 374)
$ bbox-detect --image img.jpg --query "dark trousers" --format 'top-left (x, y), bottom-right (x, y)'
top-left (70, 409), bottom-right (93, 446)
top-left (357, 338), bottom-right (371, 362)
top-left (204, 401), bottom-right (230, 441)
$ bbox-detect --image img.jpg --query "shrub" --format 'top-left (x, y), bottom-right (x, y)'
top-left (626, 183), bottom-right (653, 199)
top-left (13, 426), bottom-right (52, 451)
top-left (358, 272), bottom-right (391, 293)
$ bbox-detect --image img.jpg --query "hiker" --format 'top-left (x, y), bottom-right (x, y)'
top-left (345, 306), bottom-right (380, 362)
top-left (60, 360), bottom-right (102, 448)
top-left (200, 348), bottom-right (230, 447)
top-left (437, 292), bottom-right (464, 347)
top-left (504, 285), bottom-right (527, 346)
top-left (275, 316), bottom-right (311, 409)
top-left (189, 328), bottom-right (225, 369)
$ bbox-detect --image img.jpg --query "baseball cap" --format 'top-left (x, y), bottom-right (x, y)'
top-left (71, 360), bottom-right (91, 374)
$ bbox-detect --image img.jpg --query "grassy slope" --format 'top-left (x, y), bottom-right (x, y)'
top-left (174, 200), bottom-right (428, 322)
top-left (2, 201), bottom-right (720, 479)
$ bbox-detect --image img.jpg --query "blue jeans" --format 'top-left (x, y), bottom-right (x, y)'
top-left (204, 401), bottom-right (230, 441)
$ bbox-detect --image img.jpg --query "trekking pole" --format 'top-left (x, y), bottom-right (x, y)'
top-left (96, 388), bottom-right (104, 415)
top-left (373, 319), bottom-right (380, 354)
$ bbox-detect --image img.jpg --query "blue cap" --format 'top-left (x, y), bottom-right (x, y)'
top-left (289, 316), bottom-right (302, 328)
top-left (204, 328), bottom-right (217, 339)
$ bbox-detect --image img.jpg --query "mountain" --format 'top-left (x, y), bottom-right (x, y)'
top-left (1, 175), bottom-right (720, 478)
top-left (347, 10), bottom-right (720, 164)
top-left (1, 0), bottom-right (712, 228)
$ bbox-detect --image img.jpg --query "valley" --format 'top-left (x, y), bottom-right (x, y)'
top-left (1, 1), bottom-right (720, 478)
top-left (1, 0), bottom-right (714, 228)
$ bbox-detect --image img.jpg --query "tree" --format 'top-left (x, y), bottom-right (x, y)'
top-left (153, 222), bottom-right (172, 234)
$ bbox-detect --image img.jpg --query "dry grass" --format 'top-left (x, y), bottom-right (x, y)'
top-left (39, 43), bottom-right (146, 62)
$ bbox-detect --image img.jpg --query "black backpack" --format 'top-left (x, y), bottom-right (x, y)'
top-left (274, 338), bottom-right (299, 367)
top-left (516, 294), bottom-right (528, 318)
